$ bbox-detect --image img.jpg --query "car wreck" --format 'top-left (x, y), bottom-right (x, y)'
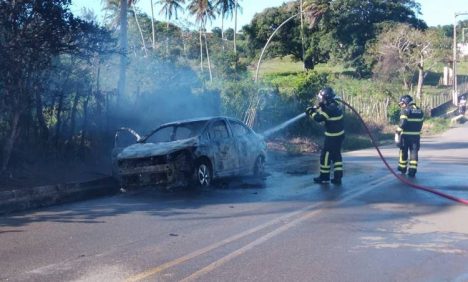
top-left (112, 117), bottom-right (267, 189)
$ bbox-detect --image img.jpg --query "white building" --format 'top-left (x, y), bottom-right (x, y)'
top-left (458, 43), bottom-right (468, 57)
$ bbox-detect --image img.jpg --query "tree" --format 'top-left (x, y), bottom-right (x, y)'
top-left (317, 0), bottom-right (426, 76)
top-left (188, 0), bottom-right (216, 81)
top-left (103, 0), bottom-right (147, 99)
top-left (118, 0), bottom-right (128, 103)
top-left (0, 0), bottom-right (114, 171)
top-left (213, 0), bottom-right (236, 51)
top-left (233, 0), bottom-right (242, 54)
top-left (157, 0), bottom-right (185, 56)
top-left (150, 0), bottom-right (156, 49)
top-left (371, 24), bottom-right (450, 98)
top-left (243, 4), bottom-right (306, 62)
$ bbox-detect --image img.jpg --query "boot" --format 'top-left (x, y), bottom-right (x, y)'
top-left (408, 168), bottom-right (416, 177)
top-left (397, 166), bottom-right (407, 174)
top-left (331, 178), bottom-right (342, 185)
top-left (332, 171), bottom-right (343, 185)
top-left (313, 175), bottom-right (329, 183)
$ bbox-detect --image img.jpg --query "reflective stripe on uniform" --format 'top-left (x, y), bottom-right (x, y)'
top-left (327, 115), bottom-right (343, 121)
top-left (407, 118), bottom-right (424, 122)
top-left (401, 131), bottom-right (421, 135)
top-left (317, 110), bottom-right (330, 119)
top-left (399, 151), bottom-right (407, 166)
top-left (324, 152), bottom-right (329, 167)
top-left (325, 130), bottom-right (345, 137)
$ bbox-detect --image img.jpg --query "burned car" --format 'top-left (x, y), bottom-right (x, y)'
top-left (112, 117), bottom-right (267, 189)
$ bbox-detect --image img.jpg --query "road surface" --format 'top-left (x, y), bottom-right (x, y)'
top-left (1, 123), bottom-right (467, 282)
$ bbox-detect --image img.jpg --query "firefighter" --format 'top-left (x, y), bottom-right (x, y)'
top-left (306, 87), bottom-right (345, 184)
top-left (396, 95), bottom-right (424, 177)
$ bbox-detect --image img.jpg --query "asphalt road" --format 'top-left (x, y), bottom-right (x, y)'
top-left (1, 123), bottom-right (467, 282)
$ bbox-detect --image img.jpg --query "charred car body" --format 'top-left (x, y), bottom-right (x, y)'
top-left (112, 117), bottom-right (267, 189)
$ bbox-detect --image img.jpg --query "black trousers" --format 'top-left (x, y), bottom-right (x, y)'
top-left (398, 135), bottom-right (420, 174)
top-left (319, 135), bottom-right (344, 180)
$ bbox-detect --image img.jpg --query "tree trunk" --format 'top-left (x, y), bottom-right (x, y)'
top-left (69, 86), bottom-right (81, 141)
top-left (118, 0), bottom-right (128, 105)
top-left (95, 61), bottom-right (102, 131)
top-left (35, 85), bottom-right (49, 142)
top-left (199, 27), bottom-right (204, 72)
top-left (66, 86), bottom-right (81, 156)
top-left (221, 11), bottom-right (225, 52)
top-left (166, 21), bottom-right (170, 57)
top-left (2, 111), bottom-right (21, 171)
top-left (204, 31), bottom-right (213, 82)
top-left (416, 56), bottom-right (424, 100)
top-left (150, 0), bottom-right (156, 49)
top-left (234, 0), bottom-right (237, 54)
top-left (132, 5), bottom-right (148, 56)
top-left (80, 88), bottom-right (92, 153)
top-left (300, 0), bottom-right (305, 70)
top-left (55, 91), bottom-right (64, 148)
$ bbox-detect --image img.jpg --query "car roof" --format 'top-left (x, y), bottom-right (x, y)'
top-left (159, 116), bottom-right (236, 127)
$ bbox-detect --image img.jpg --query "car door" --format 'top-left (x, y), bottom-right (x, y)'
top-left (228, 120), bottom-right (255, 175)
top-left (208, 119), bottom-right (239, 177)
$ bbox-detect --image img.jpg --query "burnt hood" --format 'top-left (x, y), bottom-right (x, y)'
top-left (117, 138), bottom-right (198, 160)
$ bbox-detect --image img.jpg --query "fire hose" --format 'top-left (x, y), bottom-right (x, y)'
top-left (336, 98), bottom-right (468, 205)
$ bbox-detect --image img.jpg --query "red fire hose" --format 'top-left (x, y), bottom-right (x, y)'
top-left (338, 98), bottom-right (468, 205)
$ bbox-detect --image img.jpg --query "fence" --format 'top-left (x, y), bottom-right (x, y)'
top-left (340, 81), bottom-right (468, 122)
top-left (340, 92), bottom-right (391, 122)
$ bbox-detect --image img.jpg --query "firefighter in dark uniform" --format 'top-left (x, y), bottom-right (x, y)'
top-left (396, 95), bottom-right (424, 177)
top-left (306, 87), bottom-right (345, 184)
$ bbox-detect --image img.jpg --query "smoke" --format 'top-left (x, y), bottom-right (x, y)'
top-left (106, 56), bottom-right (221, 135)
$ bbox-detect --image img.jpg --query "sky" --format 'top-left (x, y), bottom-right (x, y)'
top-left (70, 0), bottom-right (468, 30)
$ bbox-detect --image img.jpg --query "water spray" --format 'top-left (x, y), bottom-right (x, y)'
top-left (262, 113), bottom-right (307, 138)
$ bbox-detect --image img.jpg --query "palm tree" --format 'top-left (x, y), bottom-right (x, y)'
top-left (103, 0), bottom-right (146, 101)
top-left (150, 0), bottom-right (156, 49)
top-left (188, 0), bottom-right (216, 80)
top-left (131, 5), bottom-right (149, 56)
top-left (213, 0), bottom-right (236, 51)
top-left (117, 0), bottom-right (128, 104)
top-left (300, 0), bottom-right (305, 70)
top-left (103, 0), bottom-right (147, 55)
top-left (157, 0), bottom-right (186, 57)
top-left (233, 0), bottom-right (239, 54)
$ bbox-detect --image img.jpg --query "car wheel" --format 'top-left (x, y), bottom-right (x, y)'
top-left (195, 160), bottom-right (212, 187)
top-left (253, 156), bottom-right (265, 177)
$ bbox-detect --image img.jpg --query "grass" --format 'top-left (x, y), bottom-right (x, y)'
top-left (257, 56), bottom-right (304, 77)
top-left (422, 117), bottom-right (451, 135)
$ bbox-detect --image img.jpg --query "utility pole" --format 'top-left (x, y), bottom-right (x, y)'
top-left (453, 12), bottom-right (468, 106)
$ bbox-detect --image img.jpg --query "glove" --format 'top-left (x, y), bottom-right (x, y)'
top-left (306, 106), bottom-right (317, 116)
